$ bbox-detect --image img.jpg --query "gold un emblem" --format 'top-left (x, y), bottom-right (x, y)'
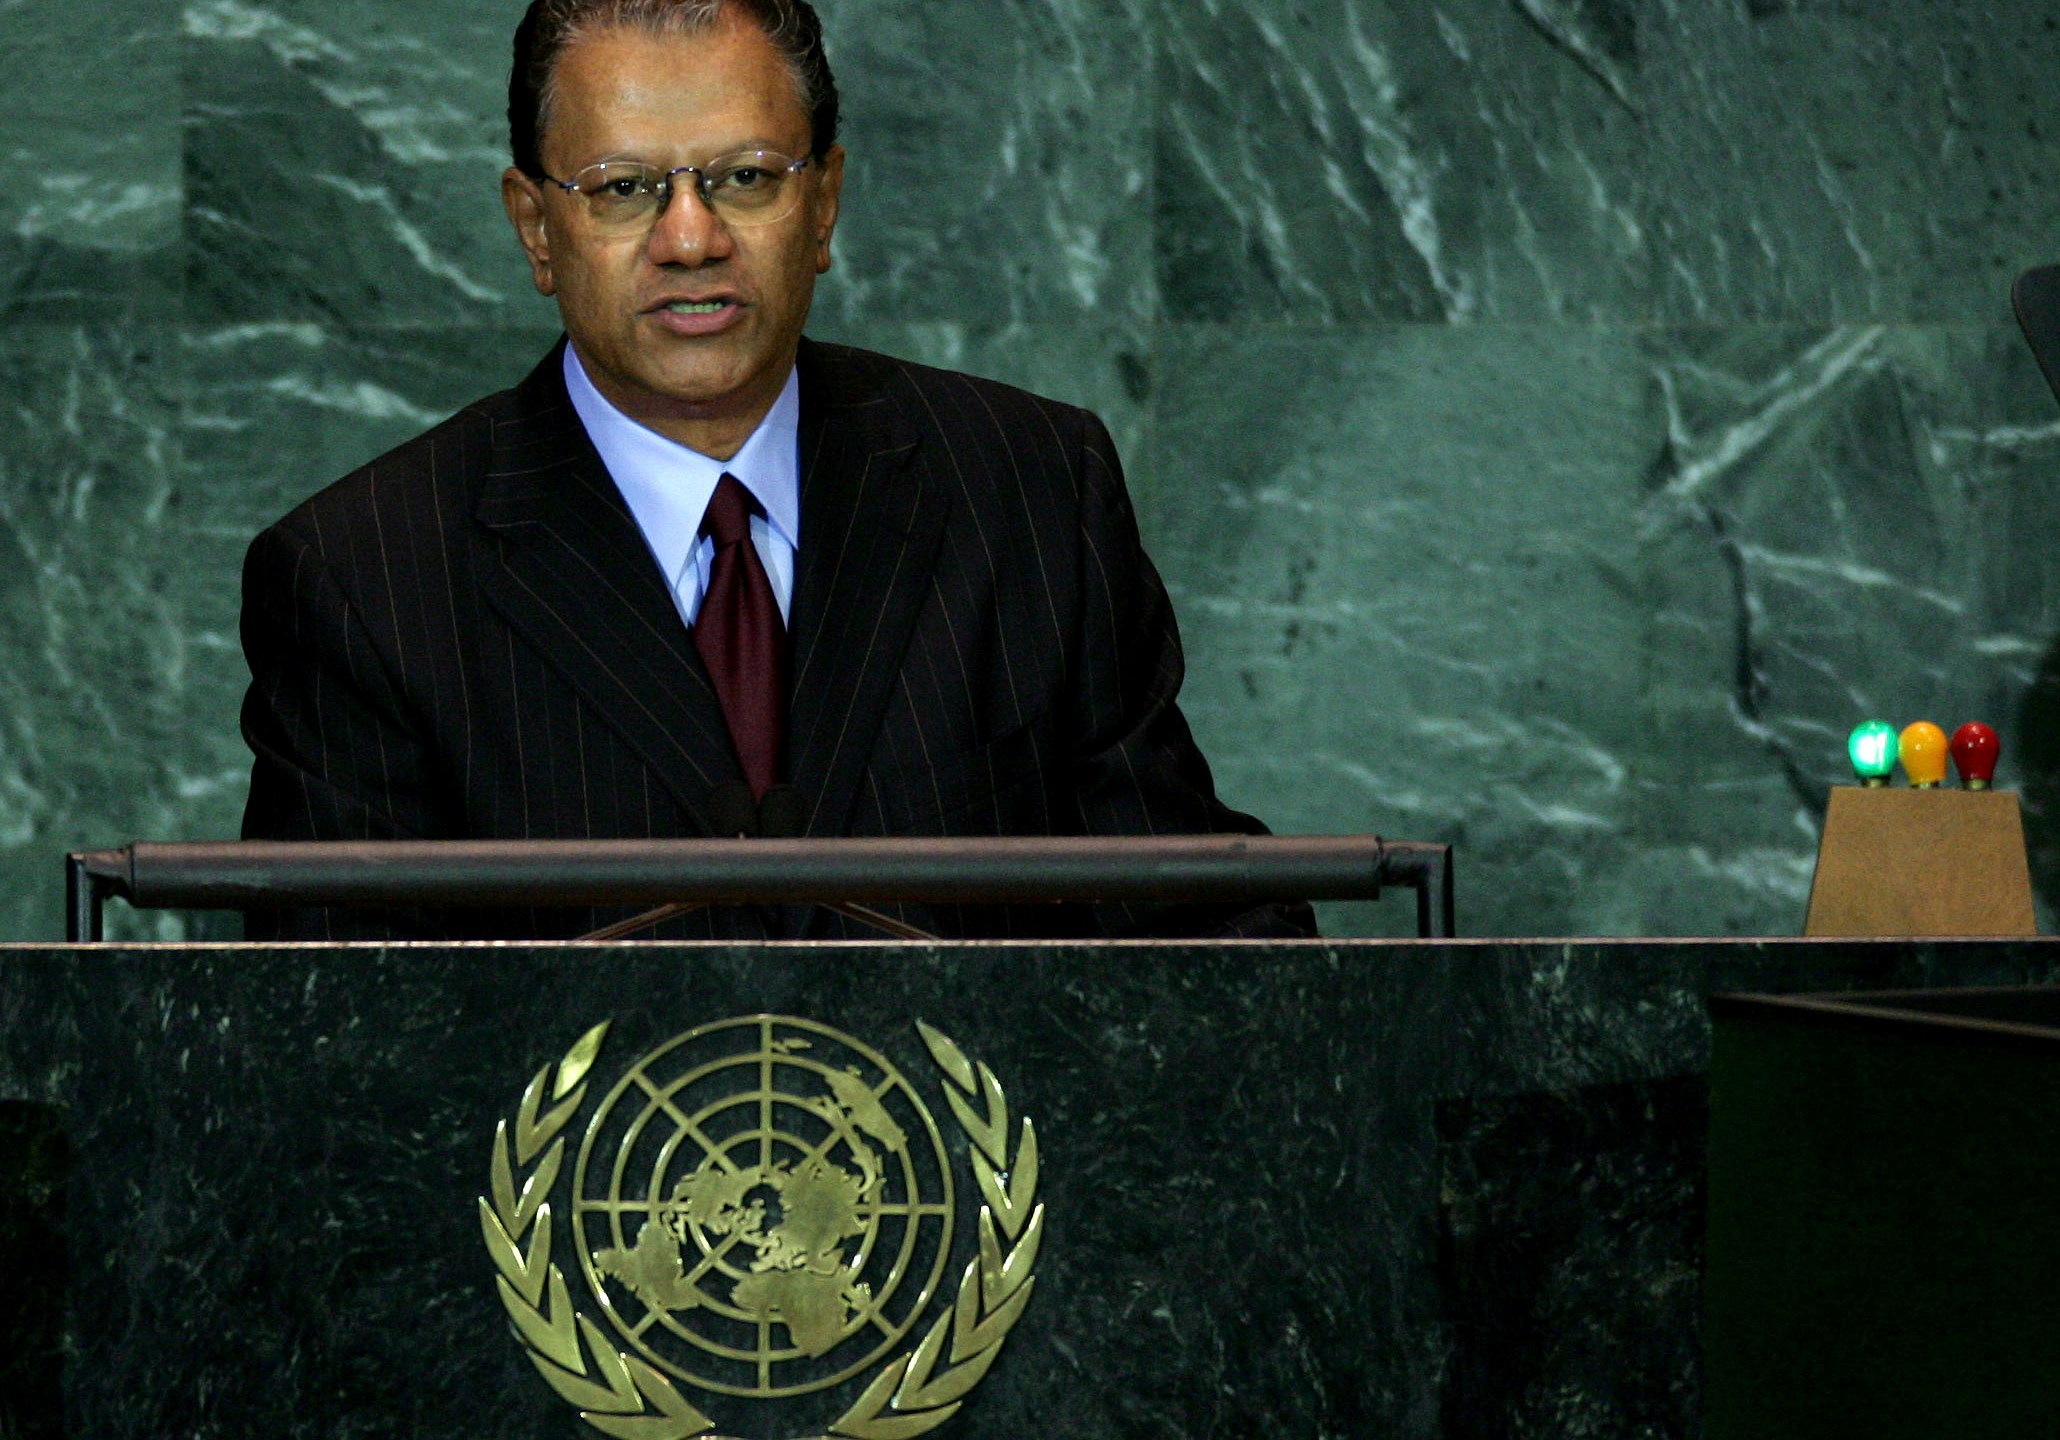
top-left (481, 1015), bottom-right (1044, 1439)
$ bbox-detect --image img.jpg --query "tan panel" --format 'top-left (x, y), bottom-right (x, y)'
top-left (1804, 787), bottom-right (2038, 937)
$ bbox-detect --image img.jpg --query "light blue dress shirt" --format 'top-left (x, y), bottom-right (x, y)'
top-left (562, 344), bottom-right (800, 628)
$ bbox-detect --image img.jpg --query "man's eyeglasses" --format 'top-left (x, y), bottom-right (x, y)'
top-left (539, 151), bottom-right (814, 231)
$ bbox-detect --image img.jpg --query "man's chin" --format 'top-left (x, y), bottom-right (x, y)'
top-left (610, 361), bottom-right (786, 452)
top-left (650, 371), bottom-right (769, 419)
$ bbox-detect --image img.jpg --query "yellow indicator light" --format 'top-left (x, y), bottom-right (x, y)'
top-left (1898, 721), bottom-right (1948, 788)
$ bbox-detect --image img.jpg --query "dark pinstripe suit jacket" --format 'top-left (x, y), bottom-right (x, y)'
top-left (241, 338), bottom-right (1307, 940)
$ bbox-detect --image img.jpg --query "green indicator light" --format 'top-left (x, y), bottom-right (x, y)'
top-left (1848, 720), bottom-right (1898, 786)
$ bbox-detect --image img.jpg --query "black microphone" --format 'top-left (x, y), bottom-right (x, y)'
top-left (2014, 264), bottom-right (2060, 409)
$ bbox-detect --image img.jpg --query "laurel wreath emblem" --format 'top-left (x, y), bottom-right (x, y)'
top-left (480, 1017), bottom-right (1043, 1440)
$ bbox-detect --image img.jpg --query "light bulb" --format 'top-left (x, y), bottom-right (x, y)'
top-left (1950, 722), bottom-right (2000, 789)
top-left (1898, 721), bottom-right (1948, 788)
top-left (1847, 720), bottom-right (1897, 786)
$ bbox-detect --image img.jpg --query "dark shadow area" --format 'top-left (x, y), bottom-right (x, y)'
top-left (2020, 643), bottom-right (2060, 916)
top-left (2010, 267), bottom-right (2060, 922)
top-left (0, 1101), bottom-right (67, 1440)
top-left (1706, 994), bottom-right (2060, 1439)
top-left (1437, 1076), bottom-right (1706, 1440)
top-left (2015, 266), bottom-right (2060, 920)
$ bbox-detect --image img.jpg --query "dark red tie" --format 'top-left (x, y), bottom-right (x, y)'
top-left (694, 473), bottom-right (787, 799)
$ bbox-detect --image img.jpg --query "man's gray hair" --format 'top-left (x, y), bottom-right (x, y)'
top-left (509, 0), bottom-right (839, 177)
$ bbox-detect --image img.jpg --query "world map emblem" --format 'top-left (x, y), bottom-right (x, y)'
top-left (481, 1016), bottom-right (1043, 1439)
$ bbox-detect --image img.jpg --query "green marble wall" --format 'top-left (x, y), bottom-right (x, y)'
top-left (3, 0), bottom-right (2058, 940)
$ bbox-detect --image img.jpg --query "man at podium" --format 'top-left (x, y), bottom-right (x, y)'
top-left (237, 0), bottom-right (1308, 942)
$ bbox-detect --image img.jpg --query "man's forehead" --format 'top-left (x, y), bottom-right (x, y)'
top-left (547, 16), bottom-right (809, 137)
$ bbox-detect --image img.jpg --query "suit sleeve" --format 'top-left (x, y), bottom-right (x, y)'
top-left (239, 516), bottom-right (444, 938)
top-left (1067, 413), bottom-right (1318, 939)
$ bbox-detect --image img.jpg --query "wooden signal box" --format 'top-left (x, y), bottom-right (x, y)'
top-left (1804, 787), bottom-right (2037, 937)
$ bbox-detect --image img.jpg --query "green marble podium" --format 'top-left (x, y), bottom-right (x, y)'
top-left (3, 936), bottom-right (2055, 1439)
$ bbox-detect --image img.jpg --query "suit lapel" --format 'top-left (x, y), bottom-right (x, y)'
top-left (474, 345), bottom-right (739, 832)
top-left (786, 340), bottom-right (951, 838)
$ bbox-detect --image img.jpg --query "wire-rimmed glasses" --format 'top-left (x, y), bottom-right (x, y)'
top-left (539, 150), bottom-right (814, 231)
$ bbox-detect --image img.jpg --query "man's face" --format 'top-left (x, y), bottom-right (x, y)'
top-left (502, 18), bottom-right (843, 456)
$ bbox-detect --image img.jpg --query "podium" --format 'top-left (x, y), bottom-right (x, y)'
top-left (6, 935), bottom-right (2059, 1438)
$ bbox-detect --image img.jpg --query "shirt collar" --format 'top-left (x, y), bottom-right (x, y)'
top-left (561, 344), bottom-right (801, 588)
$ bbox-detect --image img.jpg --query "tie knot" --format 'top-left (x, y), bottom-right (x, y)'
top-left (702, 473), bottom-right (756, 547)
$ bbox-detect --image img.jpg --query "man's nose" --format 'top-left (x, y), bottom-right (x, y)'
top-left (647, 181), bottom-right (734, 266)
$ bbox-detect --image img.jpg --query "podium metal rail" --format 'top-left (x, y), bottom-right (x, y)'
top-left (65, 834), bottom-right (1454, 942)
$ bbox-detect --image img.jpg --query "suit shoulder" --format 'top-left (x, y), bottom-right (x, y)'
top-left (807, 339), bottom-right (1108, 449)
top-left (256, 384), bottom-right (522, 551)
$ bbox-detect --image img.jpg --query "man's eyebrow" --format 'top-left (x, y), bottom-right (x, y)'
top-left (578, 136), bottom-right (805, 165)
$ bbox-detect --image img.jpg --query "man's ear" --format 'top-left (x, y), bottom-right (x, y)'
top-left (502, 167), bottom-right (557, 296)
top-left (811, 146), bottom-right (845, 275)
